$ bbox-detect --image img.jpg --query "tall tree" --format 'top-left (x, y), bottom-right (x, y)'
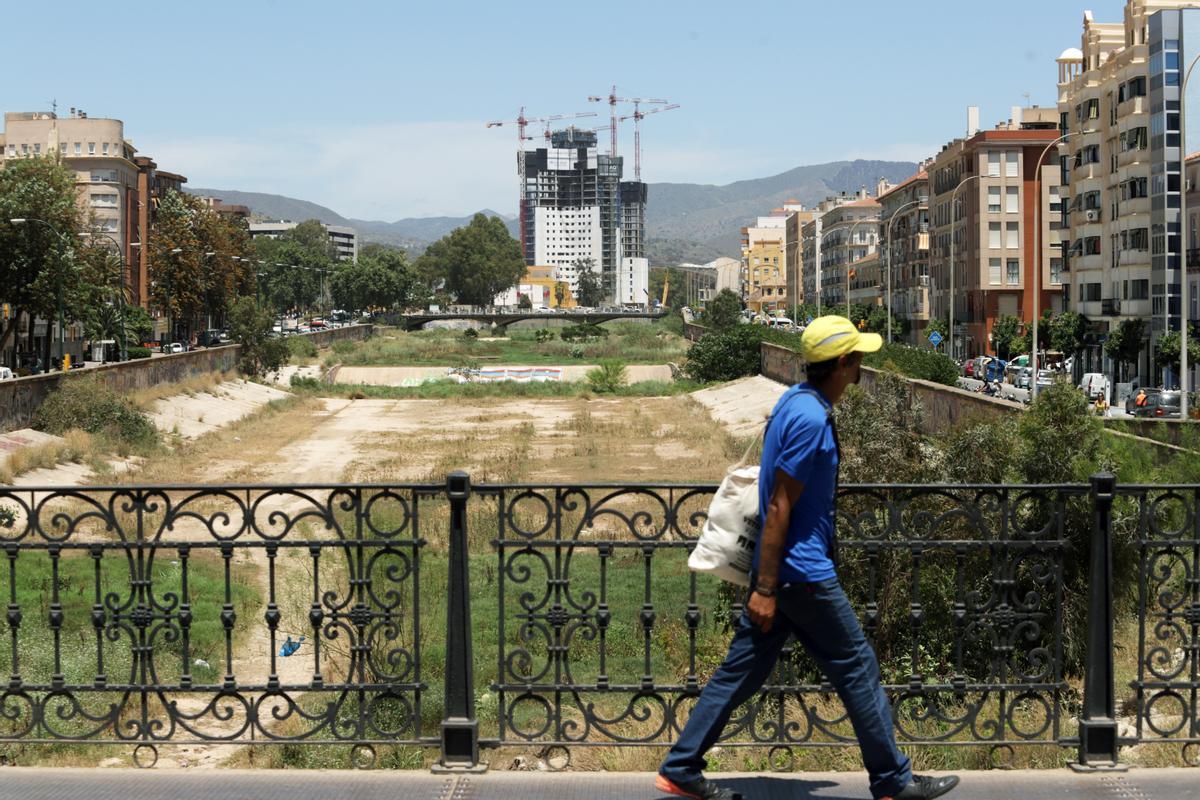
top-left (0, 156), bottom-right (82, 368)
top-left (574, 259), bottom-right (606, 307)
top-left (989, 315), bottom-right (1023, 360)
top-left (1103, 317), bottom-right (1145, 382)
top-left (330, 248), bottom-right (421, 312)
top-left (415, 213), bottom-right (524, 306)
top-left (148, 190), bottom-right (206, 343)
top-left (703, 288), bottom-right (743, 330)
top-left (1153, 324), bottom-right (1200, 377)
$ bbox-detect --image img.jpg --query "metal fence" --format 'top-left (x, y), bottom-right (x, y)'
top-left (0, 474), bottom-right (1195, 771)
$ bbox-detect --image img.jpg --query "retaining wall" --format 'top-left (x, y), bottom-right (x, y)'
top-left (0, 324), bottom-right (372, 432)
top-left (760, 341), bottom-right (1019, 433)
top-left (683, 321), bottom-right (706, 342)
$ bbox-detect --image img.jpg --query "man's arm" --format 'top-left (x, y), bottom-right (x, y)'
top-left (746, 469), bottom-right (804, 633)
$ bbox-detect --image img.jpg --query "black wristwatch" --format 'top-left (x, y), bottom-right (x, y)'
top-left (752, 584), bottom-right (776, 598)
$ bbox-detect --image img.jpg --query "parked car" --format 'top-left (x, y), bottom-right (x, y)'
top-left (0, 366), bottom-right (14, 381)
top-left (1132, 390), bottom-right (1181, 418)
top-left (1036, 370), bottom-right (1056, 388)
top-left (1126, 388), bottom-right (1161, 416)
top-left (1015, 367), bottom-right (1033, 390)
top-left (164, 342), bottom-right (186, 354)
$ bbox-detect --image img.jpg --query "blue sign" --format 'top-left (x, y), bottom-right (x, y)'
top-left (928, 330), bottom-right (944, 348)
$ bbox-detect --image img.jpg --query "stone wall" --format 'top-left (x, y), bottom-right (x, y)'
top-left (0, 325), bottom-right (372, 432)
top-left (759, 341), bottom-right (1019, 433)
top-left (683, 321), bottom-right (706, 342)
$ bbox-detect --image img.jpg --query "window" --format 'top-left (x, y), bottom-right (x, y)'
top-left (987, 151), bottom-right (1001, 177)
top-left (1007, 259), bottom-right (1020, 285)
top-left (88, 142), bottom-right (96, 155)
top-left (1005, 151), bottom-right (1019, 177)
top-left (102, 142), bottom-right (109, 155)
top-left (989, 258), bottom-right (1002, 285)
top-left (1049, 186), bottom-right (1062, 212)
top-left (90, 169), bottom-right (117, 182)
top-left (1084, 236), bottom-right (1102, 255)
top-left (20, 144), bottom-right (28, 154)
top-left (1050, 257), bottom-right (1063, 285)
top-left (5, 145), bottom-right (13, 156)
top-left (1006, 222), bottom-right (1019, 249)
top-left (988, 186), bottom-right (1001, 212)
top-left (1085, 98), bottom-right (1100, 119)
top-left (73, 142), bottom-right (81, 155)
top-left (1084, 282), bottom-right (1102, 301)
top-left (91, 193), bottom-right (118, 207)
top-left (32, 143), bottom-right (40, 155)
top-left (989, 222), bottom-right (1002, 248)
top-left (1130, 279), bottom-right (1149, 300)
top-left (59, 143), bottom-right (66, 155)
top-left (1005, 186), bottom-right (1019, 214)
top-left (98, 217), bottom-right (118, 232)
top-left (1128, 228), bottom-right (1149, 250)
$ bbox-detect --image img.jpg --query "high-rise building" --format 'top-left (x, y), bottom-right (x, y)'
top-left (926, 107), bottom-right (1063, 359)
top-left (819, 196), bottom-right (881, 313)
top-left (1054, 1), bottom-right (1200, 382)
top-left (520, 127), bottom-right (647, 305)
top-left (782, 202), bottom-right (816, 317)
top-left (742, 214), bottom-right (787, 313)
top-left (248, 221), bottom-right (358, 262)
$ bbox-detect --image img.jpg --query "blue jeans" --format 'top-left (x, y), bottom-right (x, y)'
top-left (660, 578), bottom-right (912, 799)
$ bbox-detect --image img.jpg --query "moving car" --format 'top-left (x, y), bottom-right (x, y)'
top-left (163, 342), bottom-right (186, 354)
top-left (1132, 390), bottom-right (1181, 418)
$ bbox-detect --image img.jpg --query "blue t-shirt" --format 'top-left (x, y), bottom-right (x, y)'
top-left (753, 383), bottom-right (838, 583)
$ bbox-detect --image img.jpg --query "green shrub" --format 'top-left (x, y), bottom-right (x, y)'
top-left (586, 360), bottom-right (628, 393)
top-left (863, 343), bottom-right (958, 386)
top-left (568, 344), bottom-right (585, 359)
top-left (289, 374), bottom-right (322, 390)
top-left (534, 328), bottom-right (555, 343)
top-left (126, 346), bottom-right (151, 360)
top-left (331, 340), bottom-right (357, 355)
top-left (684, 326), bottom-right (768, 383)
top-left (33, 375), bottom-right (158, 449)
top-left (560, 324), bottom-right (608, 341)
top-left (287, 337), bottom-right (318, 359)
top-left (463, 327), bottom-right (478, 339)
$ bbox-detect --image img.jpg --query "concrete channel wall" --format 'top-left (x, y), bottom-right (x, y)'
top-left (0, 324), bottom-right (372, 432)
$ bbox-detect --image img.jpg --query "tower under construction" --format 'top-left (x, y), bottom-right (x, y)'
top-left (519, 127), bottom-right (648, 305)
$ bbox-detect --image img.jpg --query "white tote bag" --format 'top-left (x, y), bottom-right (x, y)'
top-left (687, 458), bottom-right (761, 587)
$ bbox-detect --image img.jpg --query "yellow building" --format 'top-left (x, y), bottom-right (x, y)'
top-left (742, 229), bottom-right (786, 313)
top-left (497, 265), bottom-right (578, 308)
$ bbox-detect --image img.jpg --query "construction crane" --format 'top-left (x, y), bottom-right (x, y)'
top-left (587, 86), bottom-right (668, 158)
top-left (619, 103), bottom-right (680, 182)
top-left (539, 111), bottom-right (599, 143)
top-left (487, 108), bottom-right (596, 259)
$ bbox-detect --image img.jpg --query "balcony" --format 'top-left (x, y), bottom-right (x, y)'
top-left (1101, 298), bottom-right (1121, 316)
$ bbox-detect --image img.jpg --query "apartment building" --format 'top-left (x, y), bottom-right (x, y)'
top-left (783, 202), bottom-right (817, 315)
top-left (800, 192), bottom-right (872, 311)
top-left (926, 107), bottom-right (1064, 359)
top-left (249, 221), bottom-right (358, 262)
top-left (877, 170), bottom-right (932, 342)
top-left (742, 214), bottom-right (787, 313)
top-left (819, 197), bottom-right (881, 313)
top-left (1055, 1), bottom-right (1200, 382)
top-left (677, 257), bottom-right (741, 308)
top-left (0, 109), bottom-right (189, 336)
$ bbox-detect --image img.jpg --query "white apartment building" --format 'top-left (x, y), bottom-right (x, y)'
top-left (1056, 0), bottom-right (1200, 384)
top-left (249, 221), bottom-right (358, 262)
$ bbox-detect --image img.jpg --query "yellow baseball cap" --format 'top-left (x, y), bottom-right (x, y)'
top-left (801, 315), bottom-right (883, 363)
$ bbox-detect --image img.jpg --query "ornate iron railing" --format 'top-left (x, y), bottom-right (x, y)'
top-left (0, 474), bottom-right (1196, 771)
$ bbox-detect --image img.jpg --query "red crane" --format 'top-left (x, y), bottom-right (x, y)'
top-left (486, 107), bottom-right (537, 256)
top-left (619, 103), bottom-right (680, 182)
top-left (587, 86), bottom-right (668, 158)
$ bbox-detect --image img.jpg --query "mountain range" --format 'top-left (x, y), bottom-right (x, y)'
top-left (190, 158), bottom-right (918, 265)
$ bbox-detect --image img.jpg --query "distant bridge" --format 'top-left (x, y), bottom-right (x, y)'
top-left (396, 309), bottom-right (667, 331)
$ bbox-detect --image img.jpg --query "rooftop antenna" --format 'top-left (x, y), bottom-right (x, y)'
top-left (1023, 92), bottom-right (1031, 107)
top-left (50, 98), bottom-right (57, 115)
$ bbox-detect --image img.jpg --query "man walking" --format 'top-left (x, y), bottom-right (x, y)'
top-left (657, 316), bottom-right (960, 800)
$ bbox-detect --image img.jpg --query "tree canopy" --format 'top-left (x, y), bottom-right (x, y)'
top-left (330, 247), bottom-right (424, 312)
top-left (703, 288), bottom-right (743, 330)
top-left (574, 260), bottom-right (606, 307)
top-left (415, 213), bottom-right (523, 306)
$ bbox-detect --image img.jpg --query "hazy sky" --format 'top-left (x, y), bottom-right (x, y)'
top-left (2, 0), bottom-right (1094, 220)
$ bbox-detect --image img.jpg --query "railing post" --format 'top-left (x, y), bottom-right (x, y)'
top-left (434, 470), bottom-right (486, 773)
top-left (1073, 471), bottom-right (1126, 771)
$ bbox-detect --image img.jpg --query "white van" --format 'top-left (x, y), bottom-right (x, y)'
top-left (0, 366), bottom-right (13, 381)
top-left (1078, 373), bottom-right (1110, 400)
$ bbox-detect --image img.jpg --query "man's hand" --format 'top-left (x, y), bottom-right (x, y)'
top-left (747, 590), bottom-right (777, 633)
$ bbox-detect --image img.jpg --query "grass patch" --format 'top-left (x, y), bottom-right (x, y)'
top-left (293, 378), bottom-right (700, 401)
top-left (0, 548), bottom-right (259, 765)
top-left (0, 429), bottom-right (96, 483)
top-left (125, 371), bottom-right (229, 410)
top-left (326, 323), bottom-right (687, 368)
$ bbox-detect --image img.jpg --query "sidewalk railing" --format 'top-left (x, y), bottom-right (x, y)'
top-left (0, 475), bottom-right (1195, 770)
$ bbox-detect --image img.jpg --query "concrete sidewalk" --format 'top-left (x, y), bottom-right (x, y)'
top-left (1, 767), bottom-right (1197, 800)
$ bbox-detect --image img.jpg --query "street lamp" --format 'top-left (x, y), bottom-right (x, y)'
top-left (846, 217), bottom-right (873, 318)
top-left (948, 174), bottom-right (983, 362)
top-left (886, 196), bottom-right (928, 343)
top-left (1176, 53), bottom-right (1200, 419)
top-left (9, 217), bottom-right (73, 370)
top-left (1030, 128), bottom-right (1100, 399)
